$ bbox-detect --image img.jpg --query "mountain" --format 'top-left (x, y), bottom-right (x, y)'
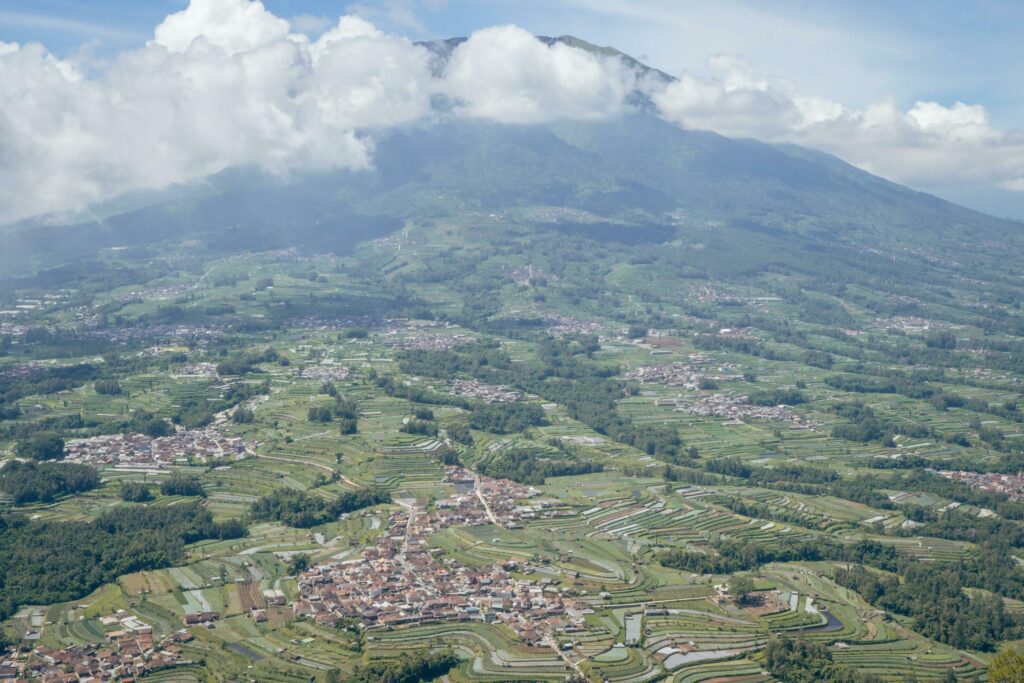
top-left (1, 41), bottom-right (1020, 282)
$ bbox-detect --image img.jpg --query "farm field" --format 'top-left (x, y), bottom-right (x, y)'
top-left (4, 202), bottom-right (1024, 682)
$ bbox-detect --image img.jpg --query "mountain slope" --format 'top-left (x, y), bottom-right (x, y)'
top-left (1, 63), bottom-right (1020, 279)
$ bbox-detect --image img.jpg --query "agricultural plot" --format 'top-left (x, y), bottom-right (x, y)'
top-left (5, 240), bottom-right (1024, 683)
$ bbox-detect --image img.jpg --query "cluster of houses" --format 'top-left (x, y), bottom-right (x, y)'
top-left (938, 469), bottom-right (1024, 501)
top-left (0, 292), bottom-right (75, 316)
top-left (288, 315), bottom-right (379, 332)
top-left (1, 613), bottom-right (193, 682)
top-left (625, 359), bottom-right (740, 389)
top-left (874, 316), bottom-right (954, 334)
top-left (381, 331), bottom-right (475, 351)
top-left (299, 365), bottom-right (354, 382)
top-left (656, 392), bottom-right (818, 428)
top-left (293, 468), bottom-right (586, 645)
top-left (448, 379), bottom-right (522, 403)
top-left (114, 283), bottom-right (192, 303)
top-left (691, 285), bottom-right (780, 309)
top-left (379, 320), bottom-right (478, 350)
top-left (91, 323), bottom-right (223, 345)
top-left (0, 321), bottom-right (31, 337)
top-left (175, 362), bottom-right (218, 378)
top-left (541, 314), bottom-right (602, 336)
top-left (64, 427), bottom-right (253, 468)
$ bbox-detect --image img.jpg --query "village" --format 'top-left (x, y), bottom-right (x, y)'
top-left (625, 358), bottom-right (740, 389)
top-left (0, 612), bottom-right (194, 682)
top-left (657, 392), bottom-right (818, 428)
top-left (64, 426), bottom-right (254, 468)
top-left (541, 314), bottom-right (603, 336)
top-left (299, 364), bottom-right (355, 383)
top-left (293, 467), bottom-right (589, 647)
top-left (447, 378), bottom-right (522, 403)
top-left (937, 469), bottom-right (1024, 501)
top-left (873, 316), bottom-right (958, 335)
top-left (381, 332), bottom-right (476, 351)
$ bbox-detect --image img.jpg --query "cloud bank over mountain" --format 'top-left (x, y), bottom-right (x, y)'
top-left (0, 0), bottom-right (1022, 223)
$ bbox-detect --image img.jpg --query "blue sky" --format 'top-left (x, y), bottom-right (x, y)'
top-left (1, 0), bottom-right (1023, 220)
top-left (3, 0), bottom-right (1021, 124)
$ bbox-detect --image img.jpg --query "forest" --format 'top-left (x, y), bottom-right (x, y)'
top-left (0, 460), bottom-right (99, 504)
top-left (0, 503), bottom-right (245, 620)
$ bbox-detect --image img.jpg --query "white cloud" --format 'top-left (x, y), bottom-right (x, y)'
top-left (0, 6), bottom-right (434, 223)
top-left (0, 6), bottom-right (641, 223)
top-left (648, 54), bottom-right (1024, 193)
top-left (152, 0), bottom-right (291, 55)
top-left (442, 25), bottom-right (635, 124)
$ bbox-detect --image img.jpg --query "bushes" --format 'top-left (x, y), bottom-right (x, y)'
top-left (747, 388), bottom-right (806, 406)
top-left (16, 431), bottom-right (65, 461)
top-left (119, 481), bottom-right (154, 502)
top-left (446, 424), bottom-right (474, 445)
top-left (130, 411), bottom-right (173, 437)
top-left (308, 406), bottom-right (334, 423)
top-left (468, 403), bottom-right (546, 434)
top-left (400, 419), bottom-right (438, 436)
top-left (309, 395), bottom-right (360, 432)
top-left (764, 638), bottom-right (876, 683)
top-left (94, 379), bottom-right (124, 395)
top-left (344, 649), bottom-right (459, 683)
top-left (476, 448), bottom-right (602, 485)
top-left (658, 537), bottom-right (900, 574)
top-left (232, 407), bottom-right (254, 423)
top-left (250, 488), bottom-right (391, 528)
top-left (160, 474), bottom-right (205, 497)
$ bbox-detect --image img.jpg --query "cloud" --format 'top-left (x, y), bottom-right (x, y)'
top-left (648, 54), bottom-right (1024, 193)
top-left (442, 25), bottom-right (635, 124)
top-left (152, 0), bottom-right (292, 55)
top-left (0, 4), bottom-right (438, 223)
top-left (0, 5), bottom-right (640, 223)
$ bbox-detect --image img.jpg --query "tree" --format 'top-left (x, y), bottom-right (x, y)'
top-left (288, 554), bottom-right (310, 575)
top-left (729, 575), bottom-right (755, 605)
top-left (120, 482), bottom-right (154, 502)
top-left (16, 432), bottom-right (65, 461)
top-left (94, 379), bottom-right (124, 395)
top-left (160, 474), bottom-right (205, 497)
top-left (990, 648), bottom-right (1024, 683)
